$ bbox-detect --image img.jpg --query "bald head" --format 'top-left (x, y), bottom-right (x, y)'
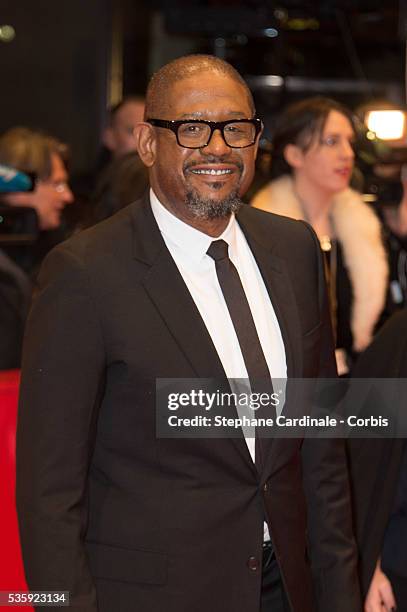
top-left (145, 54), bottom-right (255, 119)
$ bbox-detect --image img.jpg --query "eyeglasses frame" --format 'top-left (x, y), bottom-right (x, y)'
top-left (146, 117), bottom-right (263, 149)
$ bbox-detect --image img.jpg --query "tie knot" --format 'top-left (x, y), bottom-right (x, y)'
top-left (207, 239), bottom-right (229, 262)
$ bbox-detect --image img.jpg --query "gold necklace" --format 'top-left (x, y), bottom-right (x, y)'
top-left (294, 188), bottom-right (338, 344)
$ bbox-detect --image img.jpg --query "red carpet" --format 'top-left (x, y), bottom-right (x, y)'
top-left (0, 371), bottom-right (32, 610)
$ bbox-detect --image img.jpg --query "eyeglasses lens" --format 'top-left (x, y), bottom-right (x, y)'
top-left (177, 122), bottom-right (256, 148)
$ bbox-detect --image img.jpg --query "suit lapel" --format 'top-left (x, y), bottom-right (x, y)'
top-left (130, 195), bottom-right (256, 472)
top-left (130, 194), bottom-right (225, 378)
top-left (143, 250), bottom-right (226, 378)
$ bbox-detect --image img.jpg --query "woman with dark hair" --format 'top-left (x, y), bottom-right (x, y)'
top-left (252, 97), bottom-right (388, 373)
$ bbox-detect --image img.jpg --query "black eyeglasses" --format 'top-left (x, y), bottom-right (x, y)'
top-left (146, 118), bottom-right (263, 149)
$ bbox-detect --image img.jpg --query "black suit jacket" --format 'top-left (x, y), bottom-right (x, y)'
top-left (16, 194), bottom-right (361, 612)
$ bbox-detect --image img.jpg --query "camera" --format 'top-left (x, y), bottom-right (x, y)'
top-left (0, 206), bottom-right (38, 246)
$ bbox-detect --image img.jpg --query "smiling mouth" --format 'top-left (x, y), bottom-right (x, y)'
top-left (190, 168), bottom-right (233, 176)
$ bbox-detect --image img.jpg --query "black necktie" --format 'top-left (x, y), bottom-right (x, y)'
top-left (207, 239), bottom-right (271, 470)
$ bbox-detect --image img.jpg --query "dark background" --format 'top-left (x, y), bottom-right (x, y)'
top-left (1, 0), bottom-right (405, 175)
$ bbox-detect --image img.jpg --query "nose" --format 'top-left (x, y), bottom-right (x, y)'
top-left (61, 185), bottom-right (74, 205)
top-left (340, 139), bottom-right (354, 160)
top-left (202, 128), bottom-right (231, 156)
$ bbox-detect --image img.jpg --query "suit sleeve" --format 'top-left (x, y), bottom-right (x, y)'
top-left (299, 222), bottom-right (362, 612)
top-left (16, 244), bottom-right (105, 612)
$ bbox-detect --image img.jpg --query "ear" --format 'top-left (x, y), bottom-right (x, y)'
top-left (283, 143), bottom-right (304, 170)
top-left (102, 126), bottom-right (115, 151)
top-left (134, 122), bottom-right (156, 168)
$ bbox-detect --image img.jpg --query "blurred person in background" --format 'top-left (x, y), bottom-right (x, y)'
top-left (102, 95), bottom-right (145, 159)
top-left (251, 97), bottom-right (388, 374)
top-left (0, 127), bottom-right (73, 369)
top-left (0, 127), bottom-right (74, 260)
top-left (84, 151), bottom-right (148, 227)
top-left (354, 103), bottom-right (407, 317)
top-left (379, 165), bottom-right (407, 313)
top-left (72, 97), bottom-right (146, 228)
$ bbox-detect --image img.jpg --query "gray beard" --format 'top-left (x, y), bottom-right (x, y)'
top-left (185, 188), bottom-right (243, 220)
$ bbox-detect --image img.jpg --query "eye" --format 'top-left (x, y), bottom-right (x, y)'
top-left (225, 124), bottom-right (245, 134)
top-left (321, 135), bottom-right (339, 147)
top-left (179, 123), bottom-right (206, 135)
top-left (225, 125), bottom-right (239, 132)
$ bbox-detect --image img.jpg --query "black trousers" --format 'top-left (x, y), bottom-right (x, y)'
top-left (261, 544), bottom-right (290, 612)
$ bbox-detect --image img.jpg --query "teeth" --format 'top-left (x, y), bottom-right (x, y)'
top-left (191, 169), bottom-right (232, 175)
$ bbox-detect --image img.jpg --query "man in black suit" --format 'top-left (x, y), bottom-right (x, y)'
top-left (16, 55), bottom-right (361, 612)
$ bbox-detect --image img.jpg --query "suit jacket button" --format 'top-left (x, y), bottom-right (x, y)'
top-left (247, 556), bottom-right (260, 571)
top-left (263, 482), bottom-right (269, 493)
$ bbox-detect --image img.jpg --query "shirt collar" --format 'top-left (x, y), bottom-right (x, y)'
top-left (150, 188), bottom-right (237, 263)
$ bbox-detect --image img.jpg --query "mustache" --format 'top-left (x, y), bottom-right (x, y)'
top-left (184, 156), bottom-right (244, 172)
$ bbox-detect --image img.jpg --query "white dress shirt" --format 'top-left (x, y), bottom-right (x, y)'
top-left (150, 189), bottom-right (287, 449)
